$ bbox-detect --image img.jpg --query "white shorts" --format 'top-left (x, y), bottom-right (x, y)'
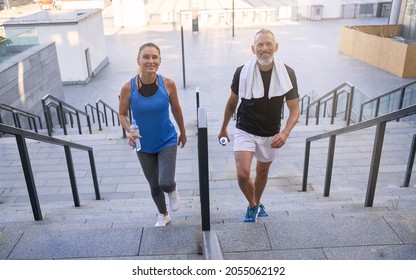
top-left (233, 128), bottom-right (279, 163)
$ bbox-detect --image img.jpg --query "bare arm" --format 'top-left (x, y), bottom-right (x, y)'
top-left (165, 77), bottom-right (187, 148)
top-left (218, 92), bottom-right (239, 142)
top-left (270, 98), bottom-right (300, 149)
top-left (118, 80), bottom-right (137, 146)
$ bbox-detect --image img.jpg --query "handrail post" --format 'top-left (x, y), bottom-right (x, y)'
top-left (365, 122), bottom-right (386, 207)
top-left (196, 87), bottom-right (200, 122)
top-left (346, 86), bottom-right (354, 126)
top-left (330, 90), bottom-right (337, 125)
top-left (88, 150), bottom-right (101, 200)
top-left (96, 102), bottom-right (103, 131)
top-left (315, 100), bottom-right (320, 125)
top-left (76, 111), bottom-right (82, 134)
top-left (302, 140), bottom-right (311, 191)
top-left (15, 134), bottom-right (43, 220)
top-left (42, 99), bottom-right (53, 137)
top-left (324, 135), bottom-right (336, 197)
top-left (197, 107), bottom-right (210, 231)
top-left (59, 101), bottom-right (68, 135)
top-left (64, 146), bottom-right (81, 207)
top-left (402, 134), bottom-right (416, 188)
top-left (396, 87), bottom-right (406, 122)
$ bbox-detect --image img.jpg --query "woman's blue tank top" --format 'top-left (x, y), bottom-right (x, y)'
top-left (130, 74), bottom-right (177, 153)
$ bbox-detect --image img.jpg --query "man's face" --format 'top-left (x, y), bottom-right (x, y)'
top-left (252, 33), bottom-right (278, 66)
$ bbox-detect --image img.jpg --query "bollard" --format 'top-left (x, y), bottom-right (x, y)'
top-left (198, 107), bottom-right (210, 231)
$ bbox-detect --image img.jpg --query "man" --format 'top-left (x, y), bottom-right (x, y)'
top-left (218, 28), bottom-right (300, 223)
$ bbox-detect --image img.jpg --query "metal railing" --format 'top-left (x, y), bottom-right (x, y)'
top-left (0, 123), bottom-right (101, 221)
top-left (41, 94), bottom-right (92, 137)
top-left (85, 99), bottom-right (123, 135)
top-left (198, 107), bottom-right (223, 260)
top-left (304, 82), bottom-right (357, 126)
top-left (0, 104), bottom-right (43, 134)
top-left (302, 104), bottom-right (416, 207)
top-left (359, 79), bottom-right (416, 122)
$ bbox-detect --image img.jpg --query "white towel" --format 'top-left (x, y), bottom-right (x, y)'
top-left (238, 55), bottom-right (293, 100)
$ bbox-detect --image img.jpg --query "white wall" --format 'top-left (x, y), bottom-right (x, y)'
top-left (112, 0), bottom-right (147, 27)
top-left (4, 10), bottom-right (108, 84)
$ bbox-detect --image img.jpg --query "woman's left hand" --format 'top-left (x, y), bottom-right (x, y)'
top-left (178, 134), bottom-right (187, 148)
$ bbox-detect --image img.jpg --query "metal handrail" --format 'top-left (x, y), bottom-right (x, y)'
top-left (85, 103), bottom-right (104, 126)
top-left (95, 99), bottom-right (121, 131)
top-left (302, 104), bottom-right (416, 207)
top-left (0, 123), bottom-right (101, 221)
top-left (305, 82), bottom-right (355, 126)
top-left (41, 94), bottom-right (92, 137)
top-left (359, 79), bottom-right (416, 122)
top-left (0, 103), bottom-right (43, 133)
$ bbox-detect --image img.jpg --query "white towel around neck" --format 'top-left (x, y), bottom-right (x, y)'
top-left (238, 55), bottom-right (293, 100)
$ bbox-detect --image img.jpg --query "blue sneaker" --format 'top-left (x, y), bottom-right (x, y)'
top-left (244, 205), bottom-right (259, 223)
top-left (258, 203), bottom-right (269, 217)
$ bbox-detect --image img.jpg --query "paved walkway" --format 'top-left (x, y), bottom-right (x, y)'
top-left (1, 3), bottom-right (415, 271)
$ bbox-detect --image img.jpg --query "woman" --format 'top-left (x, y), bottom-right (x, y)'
top-left (119, 42), bottom-right (187, 227)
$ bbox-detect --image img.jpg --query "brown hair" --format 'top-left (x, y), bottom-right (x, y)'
top-left (137, 42), bottom-right (161, 59)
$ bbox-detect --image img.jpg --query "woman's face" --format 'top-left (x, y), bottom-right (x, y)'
top-left (137, 46), bottom-right (161, 74)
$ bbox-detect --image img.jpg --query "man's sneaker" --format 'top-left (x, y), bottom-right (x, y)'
top-left (168, 190), bottom-right (180, 212)
top-left (155, 213), bottom-right (171, 226)
top-left (244, 205), bottom-right (259, 223)
top-left (258, 203), bottom-right (269, 217)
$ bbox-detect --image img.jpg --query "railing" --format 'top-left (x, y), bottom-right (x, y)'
top-left (197, 107), bottom-right (223, 260)
top-left (302, 104), bottom-right (416, 207)
top-left (85, 99), bottom-right (123, 136)
top-left (304, 82), bottom-right (358, 126)
top-left (0, 104), bottom-right (43, 134)
top-left (0, 123), bottom-right (101, 221)
top-left (41, 94), bottom-right (92, 137)
top-left (359, 79), bottom-right (416, 122)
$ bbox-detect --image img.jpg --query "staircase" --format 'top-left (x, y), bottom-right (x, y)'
top-left (1, 116), bottom-right (415, 260)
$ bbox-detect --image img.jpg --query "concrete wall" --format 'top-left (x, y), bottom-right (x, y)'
top-left (0, 43), bottom-right (64, 127)
top-left (4, 9), bottom-right (109, 85)
top-left (339, 25), bottom-right (416, 78)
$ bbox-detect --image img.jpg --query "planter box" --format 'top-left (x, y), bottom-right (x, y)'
top-left (339, 25), bottom-right (416, 78)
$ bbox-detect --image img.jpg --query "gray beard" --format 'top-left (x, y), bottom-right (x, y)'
top-left (257, 56), bottom-right (274, 66)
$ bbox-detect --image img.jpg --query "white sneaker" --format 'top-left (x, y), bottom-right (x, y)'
top-left (155, 213), bottom-right (170, 227)
top-left (168, 190), bottom-right (180, 212)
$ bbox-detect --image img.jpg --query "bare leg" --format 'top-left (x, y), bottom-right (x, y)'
top-left (254, 160), bottom-right (272, 205)
top-left (235, 151), bottom-right (256, 207)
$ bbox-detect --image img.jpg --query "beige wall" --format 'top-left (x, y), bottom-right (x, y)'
top-left (339, 25), bottom-right (416, 78)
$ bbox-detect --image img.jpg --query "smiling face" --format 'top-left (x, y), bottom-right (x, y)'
top-left (252, 30), bottom-right (278, 68)
top-left (137, 44), bottom-right (161, 75)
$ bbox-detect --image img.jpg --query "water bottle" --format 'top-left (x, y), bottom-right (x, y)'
top-left (130, 119), bottom-right (141, 152)
top-left (220, 137), bottom-right (228, 146)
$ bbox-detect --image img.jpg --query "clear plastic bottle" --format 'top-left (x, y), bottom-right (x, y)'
top-left (130, 119), bottom-right (141, 151)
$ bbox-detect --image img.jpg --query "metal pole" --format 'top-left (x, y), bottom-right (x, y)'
top-left (198, 107), bottom-right (210, 231)
top-left (15, 134), bottom-right (43, 221)
top-left (196, 87), bottom-right (200, 122)
top-left (402, 134), bottom-right (416, 188)
top-left (365, 122), bottom-right (386, 207)
top-left (232, 0), bottom-right (235, 37)
top-left (181, 26), bottom-right (186, 88)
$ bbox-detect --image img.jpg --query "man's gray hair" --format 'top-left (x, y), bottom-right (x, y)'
top-left (254, 28), bottom-right (276, 42)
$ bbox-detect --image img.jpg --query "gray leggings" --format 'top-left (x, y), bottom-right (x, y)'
top-left (137, 145), bottom-right (177, 214)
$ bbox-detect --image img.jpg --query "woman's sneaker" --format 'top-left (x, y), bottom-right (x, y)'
top-left (168, 190), bottom-right (180, 212)
top-left (155, 213), bottom-right (171, 226)
top-left (244, 205), bottom-right (259, 223)
top-left (258, 203), bottom-right (269, 217)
